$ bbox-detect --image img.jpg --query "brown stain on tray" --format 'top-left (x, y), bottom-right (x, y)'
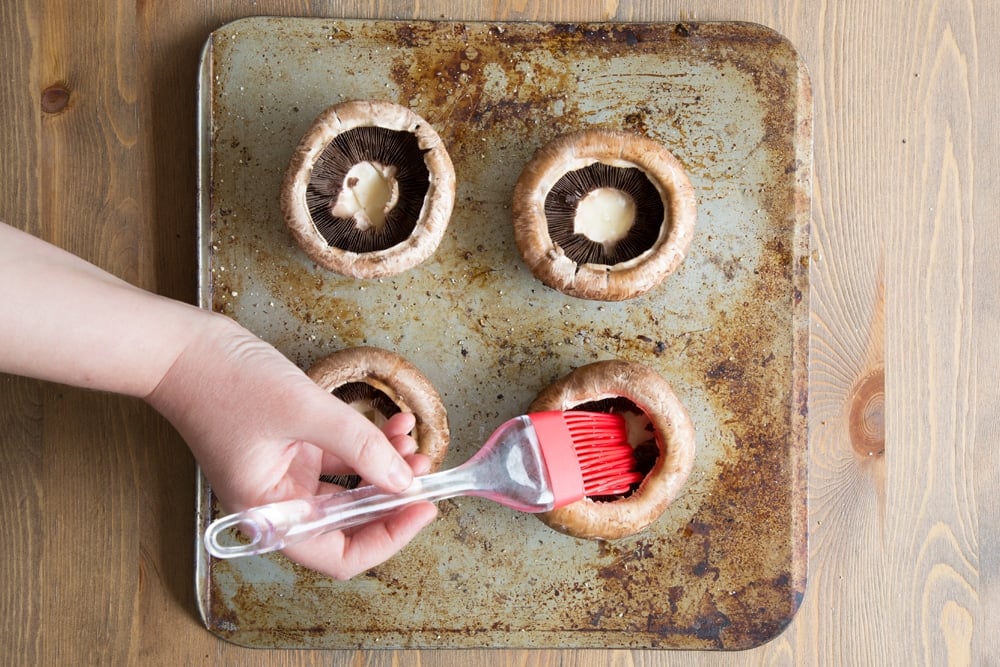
top-left (198, 18), bottom-right (810, 650)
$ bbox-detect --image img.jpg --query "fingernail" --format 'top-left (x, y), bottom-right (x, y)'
top-left (388, 458), bottom-right (413, 490)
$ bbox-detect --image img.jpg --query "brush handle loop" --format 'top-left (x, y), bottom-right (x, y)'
top-left (204, 468), bottom-right (477, 559)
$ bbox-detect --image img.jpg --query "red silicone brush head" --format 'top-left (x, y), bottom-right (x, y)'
top-left (528, 411), bottom-right (644, 508)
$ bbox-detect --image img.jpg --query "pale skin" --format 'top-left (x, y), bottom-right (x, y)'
top-left (0, 221), bottom-right (437, 579)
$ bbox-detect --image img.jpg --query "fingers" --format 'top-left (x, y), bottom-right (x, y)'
top-left (318, 411), bottom-right (421, 478)
top-left (338, 501), bottom-right (438, 577)
top-left (385, 413), bottom-right (418, 457)
top-left (296, 390), bottom-right (414, 492)
top-left (382, 412), bottom-right (416, 440)
top-left (286, 428), bottom-right (437, 580)
top-left (316, 453), bottom-right (432, 495)
top-left (281, 501), bottom-right (438, 580)
top-left (407, 453), bottom-right (433, 477)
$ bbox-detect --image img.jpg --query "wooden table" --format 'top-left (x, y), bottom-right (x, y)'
top-left (1, 1), bottom-right (996, 664)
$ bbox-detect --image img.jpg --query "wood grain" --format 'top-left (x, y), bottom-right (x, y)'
top-left (972, 3), bottom-right (1000, 662)
top-left (0, 377), bottom-right (43, 664)
top-left (1, 0), bottom-right (998, 664)
top-left (885, 2), bottom-right (984, 665)
top-left (0, 0), bottom-right (43, 662)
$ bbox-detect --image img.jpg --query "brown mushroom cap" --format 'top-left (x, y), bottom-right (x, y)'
top-left (512, 129), bottom-right (696, 301)
top-left (281, 100), bottom-right (456, 279)
top-left (529, 359), bottom-right (695, 540)
top-left (306, 346), bottom-right (450, 470)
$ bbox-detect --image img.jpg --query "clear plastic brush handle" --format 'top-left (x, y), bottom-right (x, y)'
top-left (203, 415), bottom-right (556, 559)
top-left (204, 467), bottom-right (478, 558)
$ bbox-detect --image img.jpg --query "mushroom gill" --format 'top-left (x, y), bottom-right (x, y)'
top-left (306, 126), bottom-right (430, 253)
top-left (544, 162), bottom-right (665, 266)
top-left (331, 380), bottom-right (402, 427)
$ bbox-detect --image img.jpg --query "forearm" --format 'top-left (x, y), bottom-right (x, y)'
top-left (0, 223), bottom-right (436, 578)
top-left (0, 222), bottom-right (221, 398)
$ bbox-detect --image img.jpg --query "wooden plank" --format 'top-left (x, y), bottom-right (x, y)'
top-left (884, 1), bottom-right (986, 664)
top-left (972, 4), bottom-right (1000, 664)
top-left (0, 377), bottom-right (44, 663)
top-left (37, 392), bottom-right (140, 664)
top-left (33, 0), bottom-right (147, 664)
top-left (795, 1), bottom-right (891, 663)
top-left (0, 0), bottom-right (43, 661)
top-left (0, 0), bottom-right (41, 236)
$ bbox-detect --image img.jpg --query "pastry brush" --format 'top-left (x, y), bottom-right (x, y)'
top-left (204, 410), bottom-right (642, 559)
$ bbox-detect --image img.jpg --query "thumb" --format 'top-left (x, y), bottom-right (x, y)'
top-left (298, 388), bottom-right (414, 492)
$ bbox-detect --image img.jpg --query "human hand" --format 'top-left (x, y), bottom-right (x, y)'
top-left (0, 223), bottom-right (437, 577)
top-left (146, 313), bottom-right (437, 579)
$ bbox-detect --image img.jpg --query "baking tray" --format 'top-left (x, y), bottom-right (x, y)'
top-left (194, 17), bottom-right (811, 650)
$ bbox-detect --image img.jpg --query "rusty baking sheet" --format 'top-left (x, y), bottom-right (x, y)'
top-left (194, 17), bottom-right (811, 650)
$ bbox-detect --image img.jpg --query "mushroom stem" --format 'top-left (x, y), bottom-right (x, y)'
top-left (574, 187), bottom-right (636, 249)
top-left (331, 161), bottom-right (399, 232)
top-left (344, 399), bottom-right (390, 427)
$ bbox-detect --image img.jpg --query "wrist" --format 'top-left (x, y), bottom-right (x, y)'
top-left (143, 307), bottom-right (242, 403)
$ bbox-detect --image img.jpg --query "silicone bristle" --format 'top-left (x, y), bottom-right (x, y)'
top-left (562, 412), bottom-right (644, 496)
